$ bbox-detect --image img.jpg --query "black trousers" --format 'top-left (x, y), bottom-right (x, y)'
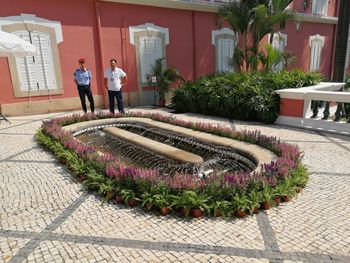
top-left (108, 90), bottom-right (124, 114)
top-left (77, 84), bottom-right (95, 113)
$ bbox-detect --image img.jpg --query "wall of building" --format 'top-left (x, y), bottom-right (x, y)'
top-left (0, 0), bottom-right (104, 108)
top-left (0, 0), bottom-right (220, 114)
top-left (281, 21), bottom-right (335, 79)
top-left (0, 0), bottom-right (347, 115)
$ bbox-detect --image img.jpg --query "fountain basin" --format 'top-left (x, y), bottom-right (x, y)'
top-left (63, 117), bottom-right (276, 174)
top-left (104, 126), bottom-right (204, 164)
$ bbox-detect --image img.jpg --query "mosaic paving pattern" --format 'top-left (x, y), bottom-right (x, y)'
top-left (1, 109), bottom-right (350, 262)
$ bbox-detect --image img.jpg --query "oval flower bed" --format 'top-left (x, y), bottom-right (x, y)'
top-left (36, 112), bottom-right (308, 219)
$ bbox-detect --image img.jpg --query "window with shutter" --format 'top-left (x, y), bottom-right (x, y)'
top-left (312, 0), bottom-right (328, 16)
top-left (139, 36), bottom-right (163, 83)
top-left (217, 38), bottom-right (234, 72)
top-left (212, 28), bottom-right (237, 73)
top-left (13, 31), bottom-right (36, 91)
top-left (13, 30), bottom-right (57, 92)
top-left (32, 32), bottom-right (56, 90)
top-left (309, 34), bottom-right (325, 72)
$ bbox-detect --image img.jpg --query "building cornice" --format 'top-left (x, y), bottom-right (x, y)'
top-left (297, 13), bottom-right (338, 24)
top-left (100, 0), bottom-right (220, 12)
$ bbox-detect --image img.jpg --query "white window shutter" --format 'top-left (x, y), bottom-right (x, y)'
top-left (321, 0), bottom-right (327, 15)
top-left (310, 35), bottom-right (324, 72)
top-left (13, 31), bottom-right (37, 91)
top-left (312, 0), bottom-right (317, 14)
top-left (31, 32), bottom-right (56, 90)
top-left (218, 38), bottom-right (234, 72)
top-left (312, 0), bottom-right (328, 15)
top-left (139, 36), bottom-right (162, 83)
top-left (13, 30), bottom-right (57, 92)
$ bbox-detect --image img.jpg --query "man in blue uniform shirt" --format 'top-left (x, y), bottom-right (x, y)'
top-left (74, 58), bottom-right (95, 114)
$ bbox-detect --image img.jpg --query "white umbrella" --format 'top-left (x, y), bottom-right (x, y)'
top-left (0, 30), bottom-right (35, 123)
top-left (0, 30), bottom-right (36, 57)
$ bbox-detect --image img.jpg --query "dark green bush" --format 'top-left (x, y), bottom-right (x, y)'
top-left (172, 70), bottom-right (323, 123)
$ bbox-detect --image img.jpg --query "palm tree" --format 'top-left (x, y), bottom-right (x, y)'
top-left (216, 0), bottom-right (295, 71)
top-left (151, 58), bottom-right (183, 106)
top-left (259, 43), bottom-right (296, 71)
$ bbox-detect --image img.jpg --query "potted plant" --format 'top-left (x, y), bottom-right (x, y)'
top-left (112, 185), bottom-right (122, 204)
top-left (153, 191), bottom-right (174, 216)
top-left (98, 178), bottom-right (116, 203)
top-left (83, 169), bottom-right (106, 192)
top-left (120, 189), bottom-right (138, 207)
top-left (115, 193), bottom-right (123, 204)
top-left (141, 190), bottom-right (157, 212)
top-left (271, 184), bottom-right (284, 206)
top-left (233, 195), bottom-right (251, 218)
top-left (151, 58), bottom-right (183, 107)
top-left (247, 191), bottom-right (262, 214)
top-left (208, 200), bottom-right (231, 217)
top-left (260, 187), bottom-right (273, 210)
top-left (275, 178), bottom-right (296, 203)
top-left (172, 190), bottom-right (209, 218)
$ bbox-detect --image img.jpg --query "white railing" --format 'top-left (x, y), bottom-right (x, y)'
top-left (275, 82), bottom-right (350, 134)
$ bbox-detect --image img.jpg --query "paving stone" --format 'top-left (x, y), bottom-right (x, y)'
top-left (0, 237), bottom-right (30, 263)
top-left (23, 240), bottom-right (269, 263)
top-left (54, 195), bottom-right (264, 249)
top-left (1, 109), bottom-right (350, 262)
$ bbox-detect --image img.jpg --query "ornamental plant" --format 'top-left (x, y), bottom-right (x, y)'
top-left (36, 111), bottom-right (308, 219)
top-left (172, 70), bottom-right (323, 123)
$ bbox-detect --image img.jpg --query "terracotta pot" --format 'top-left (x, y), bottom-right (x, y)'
top-left (160, 207), bottom-right (170, 216)
top-left (128, 198), bottom-right (138, 207)
top-left (79, 175), bottom-right (87, 182)
top-left (143, 204), bottom-right (153, 212)
top-left (115, 195), bottom-right (123, 204)
top-left (274, 197), bottom-right (281, 206)
top-left (214, 209), bottom-right (224, 217)
top-left (181, 208), bottom-right (191, 217)
top-left (59, 158), bottom-right (66, 164)
top-left (159, 99), bottom-right (166, 107)
top-left (105, 191), bottom-right (114, 200)
top-left (192, 208), bottom-right (203, 218)
top-left (235, 209), bottom-right (246, 218)
top-left (282, 196), bottom-right (290, 202)
top-left (261, 201), bottom-right (271, 210)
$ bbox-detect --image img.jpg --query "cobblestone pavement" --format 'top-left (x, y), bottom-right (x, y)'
top-left (1, 109), bottom-right (350, 263)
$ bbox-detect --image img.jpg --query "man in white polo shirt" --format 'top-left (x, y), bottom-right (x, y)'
top-left (104, 58), bottom-right (127, 114)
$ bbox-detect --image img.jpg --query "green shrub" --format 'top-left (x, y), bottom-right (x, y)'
top-left (172, 70), bottom-right (323, 123)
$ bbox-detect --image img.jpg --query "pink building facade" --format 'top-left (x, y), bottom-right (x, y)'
top-left (0, 0), bottom-right (349, 116)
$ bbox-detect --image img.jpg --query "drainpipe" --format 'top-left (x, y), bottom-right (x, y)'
top-left (94, 0), bottom-right (108, 109)
top-left (192, 11), bottom-right (197, 80)
top-left (121, 17), bottom-right (130, 107)
top-left (329, 0), bottom-right (339, 79)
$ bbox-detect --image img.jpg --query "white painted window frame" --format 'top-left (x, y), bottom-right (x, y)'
top-left (129, 23), bottom-right (169, 84)
top-left (312, 0), bottom-right (328, 16)
top-left (0, 14), bottom-right (63, 97)
top-left (0, 13), bottom-right (63, 43)
top-left (212, 28), bottom-right (237, 73)
top-left (309, 34), bottom-right (325, 72)
top-left (13, 30), bottom-right (57, 92)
